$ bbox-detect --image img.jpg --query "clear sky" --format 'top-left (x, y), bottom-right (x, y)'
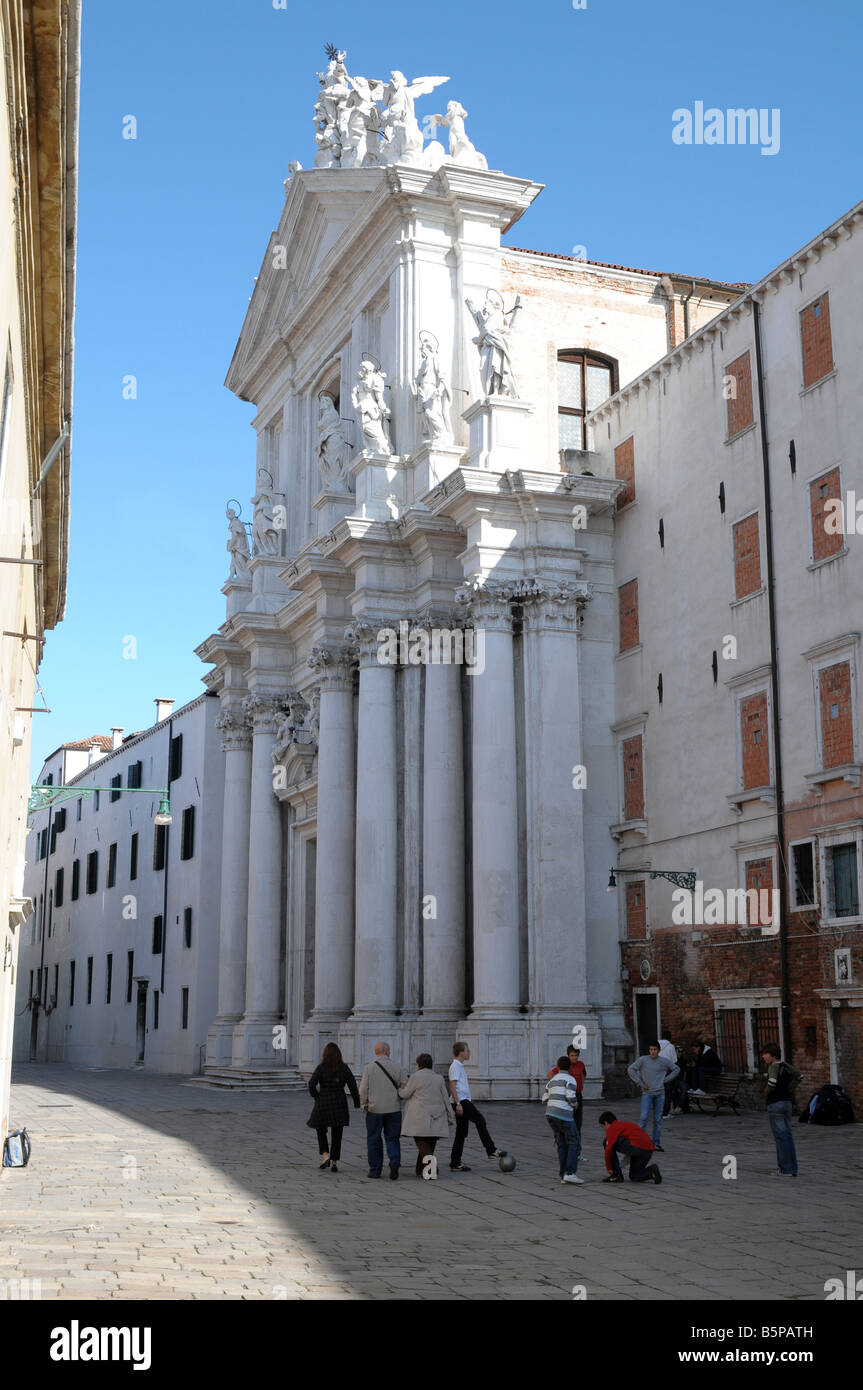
top-left (31, 0), bottom-right (863, 772)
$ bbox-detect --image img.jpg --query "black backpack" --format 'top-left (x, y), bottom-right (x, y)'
top-left (802, 1084), bottom-right (855, 1126)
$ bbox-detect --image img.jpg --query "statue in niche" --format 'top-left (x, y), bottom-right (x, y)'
top-left (426, 101), bottom-right (487, 169)
top-left (413, 332), bottom-right (453, 445)
top-left (226, 507), bottom-right (250, 578)
top-left (379, 70), bottom-right (449, 166)
top-left (465, 290), bottom-right (523, 398)
top-left (351, 358), bottom-right (393, 454)
top-left (315, 392), bottom-right (351, 491)
top-left (251, 474), bottom-right (281, 556)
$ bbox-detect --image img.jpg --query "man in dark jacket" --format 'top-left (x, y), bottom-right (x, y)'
top-left (599, 1111), bottom-right (662, 1184)
top-left (761, 1043), bottom-right (802, 1176)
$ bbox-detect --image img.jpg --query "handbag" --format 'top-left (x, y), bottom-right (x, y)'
top-left (3, 1128), bottom-right (31, 1167)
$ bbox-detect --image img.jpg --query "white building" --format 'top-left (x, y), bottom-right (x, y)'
top-left (14, 695), bottom-right (225, 1073)
top-left (195, 54), bottom-right (740, 1097)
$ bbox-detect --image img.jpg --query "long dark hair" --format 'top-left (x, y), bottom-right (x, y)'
top-left (321, 1042), bottom-right (343, 1073)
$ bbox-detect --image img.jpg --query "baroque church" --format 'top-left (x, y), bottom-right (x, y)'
top-left (196, 50), bottom-right (741, 1097)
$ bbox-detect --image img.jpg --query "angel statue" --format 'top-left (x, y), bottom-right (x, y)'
top-left (426, 101), bottom-right (487, 169)
top-left (315, 393), bottom-right (351, 491)
top-left (379, 70), bottom-right (449, 166)
top-left (341, 75), bottom-right (383, 168)
top-left (314, 45), bottom-right (351, 166)
top-left (413, 332), bottom-right (453, 445)
top-left (226, 507), bottom-right (250, 578)
top-left (351, 358), bottom-right (393, 454)
top-left (465, 290), bottom-right (523, 398)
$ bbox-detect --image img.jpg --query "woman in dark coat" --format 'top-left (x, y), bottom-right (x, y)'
top-left (307, 1043), bottom-right (360, 1172)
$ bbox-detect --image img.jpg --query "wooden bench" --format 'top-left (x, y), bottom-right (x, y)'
top-left (686, 1075), bottom-right (742, 1115)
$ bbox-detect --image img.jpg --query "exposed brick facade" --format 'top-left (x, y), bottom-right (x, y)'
top-left (625, 880), bottom-right (647, 939)
top-left (732, 512), bottom-right (762, 598)
top-left (819, 660), bottom-right (854, 768)
top-left (615, 436), bottom-right (635, 509)
top-left (622, 735), bottom-right (644, 821)
top-left (744, 856), bottom-right (775, 926)
top-left (801, 292), bottom-right (834, 389)
top-left (618, 578), bottom-right (639, 651)
top-left (810, 467), bottom-right (844, 563)
top-left (725, 350), bottom-right (754, 436)
top-left (740, 691), bottom-right (770, 789)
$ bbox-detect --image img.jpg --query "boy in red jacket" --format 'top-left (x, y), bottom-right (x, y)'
top-left (599, 1111), bottom-right (662, 1184)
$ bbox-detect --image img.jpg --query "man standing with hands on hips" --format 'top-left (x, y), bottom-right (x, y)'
top-left (448, 1042), bottom-right (504, 1171)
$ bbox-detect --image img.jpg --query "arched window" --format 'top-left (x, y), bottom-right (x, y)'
top-left (557, 350), bottom-right (617, 451)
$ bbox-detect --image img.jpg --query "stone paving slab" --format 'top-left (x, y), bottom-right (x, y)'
top-left (1, 1064), bottom-right (861, 1301)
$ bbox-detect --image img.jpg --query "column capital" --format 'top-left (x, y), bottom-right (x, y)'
top-left (308, 643), bottom-right (356, 692)
top-left (216, 705), bottom-right (253, 752)
top-left (515, 578), bottom-right (593, 631)
top-left (344, 617), bottom-right (399, 670)
top-left (243, 691), bottom-right (291, 735)
top-left (455, 578), bottom-right (516, 632)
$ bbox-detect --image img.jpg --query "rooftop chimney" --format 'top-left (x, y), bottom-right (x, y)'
top-left (154, 698), bottom-right (174, 723)
top-left (111, 727), bottom-right (124, 749)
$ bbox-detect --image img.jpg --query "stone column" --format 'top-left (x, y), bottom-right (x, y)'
top-left (462, 580), bottom-right (521, 1013)
top-left (421, 618), bottom-right (465, 1020)
top-left (306, 645), bottom-right (356, 1027)
top-left (232, 692), bottom-right (287, 1069)
top-left (350, 619), bottom-right (398, 1019)
top-left (519, 578), bottom-right (601, 1087)
top-left (205, 704), bottom-right (252, 1070)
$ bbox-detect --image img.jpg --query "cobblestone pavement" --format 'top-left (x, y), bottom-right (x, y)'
top-left (2, 1065), bottom-right (861, 1301)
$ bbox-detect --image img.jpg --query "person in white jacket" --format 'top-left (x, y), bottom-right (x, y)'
top-left (399, 1054), bottom-right (455, 1179)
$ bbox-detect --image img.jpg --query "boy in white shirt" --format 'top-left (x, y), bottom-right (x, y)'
top-left (448, 1042), bottom-right (503, 1171)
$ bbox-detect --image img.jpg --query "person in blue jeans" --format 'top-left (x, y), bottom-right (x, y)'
top-left (542, 1056), bottom-right (583, 1184)
top-left (761, 1043), bottom-right (802, 1176)
top-left (358, 1042), bottom-right (407, 1179)
top-left (628, 1041), bottom-right (679, 1151)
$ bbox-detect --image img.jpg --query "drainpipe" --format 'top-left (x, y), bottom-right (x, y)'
top-left (160, 717), bottom-right (173, 997)
top-left (752, 296), bottom-right (792, 1061)
top-left (681, 279), bottom-right (697, 339)
top-left (32, 804), bottom-right (53, 1060)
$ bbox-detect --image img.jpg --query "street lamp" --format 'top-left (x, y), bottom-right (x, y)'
top-left (28, 784), bottom-right (172, 824)
top-left (607, 866), bottom-right (697, 893)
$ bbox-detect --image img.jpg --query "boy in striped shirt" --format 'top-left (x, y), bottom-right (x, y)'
top-left (542, 1056), bottom-right (584, 1185)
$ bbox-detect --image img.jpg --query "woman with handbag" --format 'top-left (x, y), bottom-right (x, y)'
top-left (307, 1042), bottom-right (361, 1172)
top-left (398, 1053), bottom-right (455, 1178)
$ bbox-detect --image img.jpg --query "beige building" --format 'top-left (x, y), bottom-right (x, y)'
top-left (0, 1), bottom-right (79, 1161)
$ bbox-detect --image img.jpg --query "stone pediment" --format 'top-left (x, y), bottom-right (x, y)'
top-left (226, 169), bottom-right (385, 399)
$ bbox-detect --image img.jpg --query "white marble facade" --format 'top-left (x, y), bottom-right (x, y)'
top-left (196, 58), bottom-right (737, 1096)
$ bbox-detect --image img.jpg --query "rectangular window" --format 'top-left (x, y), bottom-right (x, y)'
top-left (615, 437), bottom-right (635, 509)
top-left (751, 1007), bottom-right (780, 1060)
top-left (180, 806), bottom-right (195, 860)
top-left (625, 881), bottom-right (647, 939)
top-left (740, 692), bottom-right (770, 789)
top-left (52, 963), bottom-right (59, 1007)
top-left (55, 807), bottom-right (66, 834)
top-left (126, 951), bottom-right (134, 1004)
top-left (105, 953), bottom-right (113, 1005)
top-left (69, 960), bottom-right (76, 1007)
top-left (184, 906), bottom-right (193, 949)
top-left (153, 823), bottom-right (167, 871)
top-left (725, 351), bottom-right (754, 436)
top-left (71, 859), bottom-right (80, 901)
top-left (181, 987), bottom-right (189, 1030)
top-left (86, 956), bottom-right (93, 1005)
top-left (86, 851), bottom-right (99, 895)
top-left (733, 513), bottom-right (762, 599)
top-left (110, 773), bottom-right (122, 803)
top-left (152, 915), bottom-right (163, 954)
top-left (127, 760), bottom-right (143, 789)
top-left (622, 735), bottom-right (645, 822)
top-left (38, 827), bottom-right (48, 860)
top-left (55, 867), bottom-right (64, 908)
top-left (791, 842), bottom-right (816, 909)
top-left (170, 733), bottom-right (183, 782)
top-left (810, 468), bottom-right (844, 564)
top-left (76, 798), bottom-right (82, 822)
top-left (93, 790), bottom-right (100, 811)
top-left (106, 842), bottom-right (118, 889)
top-left (826, 843), bottom-right (859, 919)
top-left (819, 661), bottom-right (853, 769)
top-left (130, 832), bottom-right (139, 881)
top-left (801, 292), bottom-right (833, 389)
top-left (744, 857), bottom-right (775, 926)
top-left (153, 990), bottom-right (160, 1030)
top-left (618, 579), bottom-right (639, 652)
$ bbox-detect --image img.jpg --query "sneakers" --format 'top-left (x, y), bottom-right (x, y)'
top-left (389, 1163), bottom-right (399, 1180)
top-left (488, 1150), bottom-right (505, 1159)
top-left (689, 1088), bottom-right (707, 1097)
top-left (653, 1144), bottom-right (664, 1152)
top-left (330, 1162), bottom-right (338, 1173)
top-left (603, 1174), bottom-right (624, 1183)
top-left (449, 1164), bottom-right (471, 1172)
top-left (562, 1174), bottom-right (585, 1184)
top-left (769, 1168), bottom-right (797, 1177)
top-left (650, 1164), bottom-right (662, 1184)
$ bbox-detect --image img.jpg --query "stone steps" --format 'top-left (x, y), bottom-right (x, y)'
top-left (189, 1067), bottom-right (308, 1092)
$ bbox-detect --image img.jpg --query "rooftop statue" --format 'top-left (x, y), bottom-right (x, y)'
top-left (379, 70), bottom-right (449, 167)
top-left (426, 101), bottom-right (487, 169)
top-left (311, 47), bottom-right (449, 170)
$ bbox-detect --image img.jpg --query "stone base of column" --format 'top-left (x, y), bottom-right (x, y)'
top-left (526, 1006), bottom-right (604, 1101)
top-left (337, 1013), bottom-right (414, 1075)
top-left (411, 1011), bottom-right (463, 1072)
top-left (204, 1016), bottom-right (241, 1071)
top-left (231, 1013), bottom-right (286, 1070)
top-left (451, 1012), bottom-right (530, 1101)
top-left (299, 1013), bottom-right (346, 1077)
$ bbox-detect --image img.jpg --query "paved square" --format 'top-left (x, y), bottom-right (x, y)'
top-left (2, 1066), bottom-right (860, 1301)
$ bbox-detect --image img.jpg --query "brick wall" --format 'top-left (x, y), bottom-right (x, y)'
top-left (819, 661), bottom-right (853, 768)
top-left (744, 856), bottom-right (775, 926)
top-left (800, 292), bottom-right (834, 389)
top-left (615, 436), bottom-right (635, 509)
top-left (622, 735), bottom-right (645, 821)
top-left (618, 578), bottom-right (639, 651)
top-left (740, 691), bottom-right (770, 789)
top-left (733, 512), bottom-right (762, 598)
top-left (726, 350), bottom-right (754, 436)
top-left (625, 880), bottom-right (647, 938)
top-left (810, 467), bottom-right (844, 563)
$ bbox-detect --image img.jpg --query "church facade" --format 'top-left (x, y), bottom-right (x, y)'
top-left (195, 53), bottom-right (741, 1097)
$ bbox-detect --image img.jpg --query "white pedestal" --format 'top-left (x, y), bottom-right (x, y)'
top-left (222, 575), bottom-right (252, 619)
top-left (407, 442), bottom-right (466, 503)
top-left (463, 396), bottom-right (535, 472)
top-left (248, 553), bottom-right (289, 614)
top-left (349, 451), bottom-right (406, 521)
top-left (312, 487), bottom-right (355, 533)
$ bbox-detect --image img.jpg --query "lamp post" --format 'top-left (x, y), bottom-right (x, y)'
top-left (607, 867), bottom-right (697, 893)
top-left (28, 785), bottom-right (172, 823)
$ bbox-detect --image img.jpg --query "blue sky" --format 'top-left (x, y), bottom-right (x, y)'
top-left (31, 0), bottom-right (863, 771)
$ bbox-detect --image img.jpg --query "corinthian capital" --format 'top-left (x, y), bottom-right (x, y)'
top-left (454, 578), bottom-right (516, 632)
top-left (514, 578), bottom-right (593, 630)
top-left (242, 691), bottom-right (290, 735)
top-left (215, 705), bottom-right (252, 752)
